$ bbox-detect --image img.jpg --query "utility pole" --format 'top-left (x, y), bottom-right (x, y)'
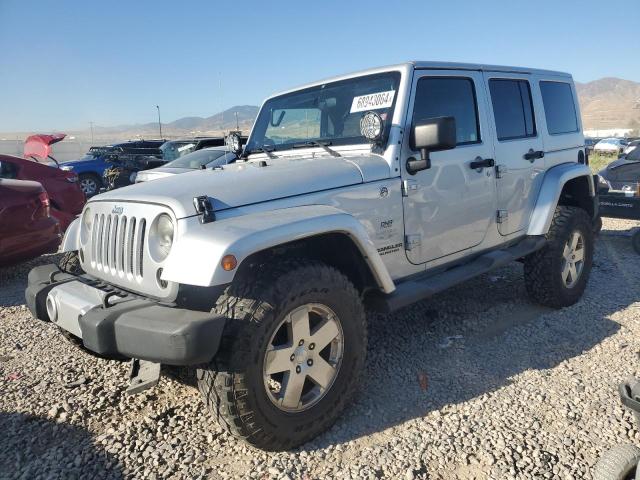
top-left (156, 105), bottom-right (163, 139)
top-left (89, 121), bottom-right (94, 143)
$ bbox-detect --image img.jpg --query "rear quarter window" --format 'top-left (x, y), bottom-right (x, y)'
top-left (540, 81), bottom-right (579, 135)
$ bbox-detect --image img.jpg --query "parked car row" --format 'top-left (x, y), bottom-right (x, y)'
top-left (56, 136), bottom-right (246, 195)
top-left (586, 137), bottom-right (639, 156)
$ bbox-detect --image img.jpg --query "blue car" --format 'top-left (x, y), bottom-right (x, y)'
top-left (59, 140), bottom-right (164, 196)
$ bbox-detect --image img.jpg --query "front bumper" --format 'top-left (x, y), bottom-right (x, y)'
top-left (25, 264), bottom-right (226, 365)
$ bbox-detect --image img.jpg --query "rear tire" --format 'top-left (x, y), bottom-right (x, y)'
top-left (197, 259), bottom-right (367, 451)
top-left (593, 444), bottom-right (640, 480)
top-left (524, 206), bottom-right (593, 308)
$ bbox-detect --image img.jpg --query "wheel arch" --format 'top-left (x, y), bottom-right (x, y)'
top-left (162, 205), bottom-right (396, 294)
top-left (527, 163), bottom-right (596, 236)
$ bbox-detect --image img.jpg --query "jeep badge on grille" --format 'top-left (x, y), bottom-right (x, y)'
top-left (112, 206), bottom-right (124, 214)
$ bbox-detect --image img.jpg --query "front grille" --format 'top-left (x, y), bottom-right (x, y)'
top-left (91, 213), bottom-right (146, 279)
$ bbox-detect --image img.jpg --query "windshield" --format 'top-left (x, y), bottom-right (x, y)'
top-left (164, 148), bottom-right (229, 168)
top-left (246, 71), bottom-right (401, 154)
top-left (161, 141), bottom-right (197, 161)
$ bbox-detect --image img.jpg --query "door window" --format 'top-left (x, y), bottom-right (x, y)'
top-left (539, 81), bottom-right (579, 135)
top-left (413, 77), bottom-right (480, 145)
top-left (489, 79), bottom-right (536, 141)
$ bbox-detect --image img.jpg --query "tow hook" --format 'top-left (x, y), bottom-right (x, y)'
top-left (126, 359), bottom-right (161, 395)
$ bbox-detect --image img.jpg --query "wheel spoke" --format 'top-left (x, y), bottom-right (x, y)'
top-left (570, 232), bottom-right (580, 251)
top-left (568, 263), bottom-right (578, 284)
top-left (290, 306), bottom-right (310, 343)
top-left (310, 317), bottom-right (340, 351)
top-left (573, 247), bottom-right (584, 262)
top-left (561, 261), bottom-right (571, 283)
top-left (264, 347), bottom-right (293, 375)
top-left (562, 242), bottom-right (572, 260)
top-left (281, 371), bottom-right (306, 409)
top-left (308, 357), bottom-right (336, 390)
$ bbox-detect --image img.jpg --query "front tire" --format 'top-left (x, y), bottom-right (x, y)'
top-left (197, 259), bottom-right (367, 451)
top-left (593, 444), bottom-right (640, 480)
top-left (524, 206), bottom-right (594, 308)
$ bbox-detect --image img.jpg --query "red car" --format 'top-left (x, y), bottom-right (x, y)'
top-left (0, 179), bottom-right (61, 266)
top-left (0, 153), bottom-right (85, 231)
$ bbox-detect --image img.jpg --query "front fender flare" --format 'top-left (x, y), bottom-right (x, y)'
top-left (60, 217), bottom-right (81, 252)
top-left (527, 162), bottom-right (595, 236)
top-left (162, 205), bottom-right (396, 293)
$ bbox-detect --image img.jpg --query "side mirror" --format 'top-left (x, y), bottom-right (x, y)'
top-left (407, 116), bottom-right (456, 174)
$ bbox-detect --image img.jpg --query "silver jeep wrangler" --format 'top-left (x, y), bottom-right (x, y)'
top-left (27, 62), bottom-right (597, 450)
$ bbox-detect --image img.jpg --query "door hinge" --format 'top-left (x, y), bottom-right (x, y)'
top-left (497, 210), bottom-right (509, 223)
top-left (404, 234), bottom-right (422, 251)
top-left (495, 165), bottom-right (507, 179)
top-left (402, 179), bottom-right (418, 197)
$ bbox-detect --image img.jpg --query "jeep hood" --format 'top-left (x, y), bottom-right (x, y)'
top-left (91, 154), bottom-right (390, 218)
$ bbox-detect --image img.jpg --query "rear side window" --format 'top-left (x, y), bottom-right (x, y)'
top-left (540, 81), bottom-right (579, 135)
top-left (489, 79), bottom-right (536, 141)
top-left (413, 77), bottom-right (480, 145)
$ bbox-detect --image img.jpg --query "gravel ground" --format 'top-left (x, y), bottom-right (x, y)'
top-left (1, 218), bottom-right (639, 480)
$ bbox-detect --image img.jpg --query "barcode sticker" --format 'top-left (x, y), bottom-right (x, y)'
top-left (350, 90), bottom-right (396, 113)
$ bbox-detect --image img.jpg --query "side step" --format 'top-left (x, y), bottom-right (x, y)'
top-left (370, 236), bottom-right (546, 314)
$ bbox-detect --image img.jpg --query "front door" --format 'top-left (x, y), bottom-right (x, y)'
top-left (402, 71), bottom-right (496, 265)
top-left (483, 73), bottom-right (545, 235)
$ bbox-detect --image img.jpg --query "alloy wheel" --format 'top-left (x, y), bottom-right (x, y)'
top-left (263, 303), bottom-right (344, 412)
top-left (561, 230), bottom-right (585, 288)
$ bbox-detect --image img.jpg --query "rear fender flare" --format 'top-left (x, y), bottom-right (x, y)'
top-left (527, 163), bottom-right (595, 236)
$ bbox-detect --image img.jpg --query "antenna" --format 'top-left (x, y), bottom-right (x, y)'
top-left (235, 111), bottom-right (239, 130)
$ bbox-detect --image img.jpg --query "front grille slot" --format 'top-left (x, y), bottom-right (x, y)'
top-left (92, 212), bottom-right (146, 281)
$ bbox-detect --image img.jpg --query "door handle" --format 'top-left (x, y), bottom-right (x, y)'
top-left (469, 157), bottom-right (495, 169)
top-left (524, 149), bottom-right (545, 162)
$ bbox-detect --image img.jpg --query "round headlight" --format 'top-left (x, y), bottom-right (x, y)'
top-left (149, 213), bottom-right (174, 262)
top-left (80, 207), bottom-right (93, 244)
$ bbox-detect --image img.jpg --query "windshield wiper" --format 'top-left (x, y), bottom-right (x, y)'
top-left (292, 140), bottom-right (340, 157)
top-left (243, 145), bottom-right (277, 159)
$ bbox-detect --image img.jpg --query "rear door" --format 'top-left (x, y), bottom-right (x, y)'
top-left (483, 73), bottom-right (544, 235)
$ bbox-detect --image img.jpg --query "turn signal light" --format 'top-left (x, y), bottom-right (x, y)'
top-left (221, 255), bottom-right (237, 271)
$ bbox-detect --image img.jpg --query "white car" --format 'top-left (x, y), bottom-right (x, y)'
top-left (594, 138), bottom-right (627, 155)
top-left (135, 146), bottom-right (237, 183)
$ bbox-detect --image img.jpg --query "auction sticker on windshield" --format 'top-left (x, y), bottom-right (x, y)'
top-left (350, 90), bottom-right (396, 113)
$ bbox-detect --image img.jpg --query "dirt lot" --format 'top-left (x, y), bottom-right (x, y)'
top-left (1, 218), bottom-right (639, 480)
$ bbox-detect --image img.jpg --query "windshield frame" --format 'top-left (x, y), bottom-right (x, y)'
top-left (246, 70), bottom-right (403, 155)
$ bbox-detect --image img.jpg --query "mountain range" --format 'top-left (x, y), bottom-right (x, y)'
top-left (575, 78), bottom-right (640, 131)
top-left (2, 77), bottom-right (639, 143)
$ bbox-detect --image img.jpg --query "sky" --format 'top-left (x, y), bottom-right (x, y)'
top-left (0, 0), bottom-right (638, 132)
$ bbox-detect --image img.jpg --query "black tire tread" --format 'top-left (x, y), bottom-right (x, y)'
top-left (58, 251), bottom-right (84, 275)
top-left (197, 258), bottom-right (366, 451)
top-left (593, 444), bottom-right (640, 480)
top-left (524, 206), bottom-right (593, 308)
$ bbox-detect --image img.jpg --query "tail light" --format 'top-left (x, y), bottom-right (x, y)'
top-left (35, 191), bottom-right (51, 219)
